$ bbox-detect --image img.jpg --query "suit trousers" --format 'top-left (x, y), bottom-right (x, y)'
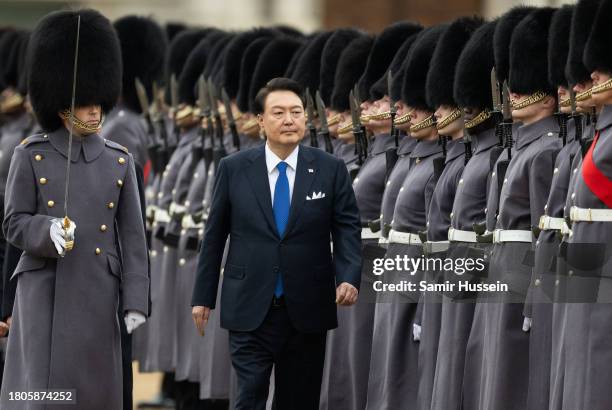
top-left (229, 300), bottom-right (327, 410)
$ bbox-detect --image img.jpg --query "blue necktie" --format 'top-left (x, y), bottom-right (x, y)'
top-left (273, 161), bottom-right (290, 297)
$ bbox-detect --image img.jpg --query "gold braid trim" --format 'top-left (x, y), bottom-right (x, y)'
top-left (409, 115), bottom-right (435, 133)
top-left (465, 109), bottom-right (491, 129)
top-left (337, 121), bottom-right (353, 135)
top-left (360, 114), bottom-right (371, 123)
top-left (559, 97), bottom-right (571, 108)
top-left (436, 108), bottom-right (462, 130)
top-left (511, 91), bottom-right (547, 110)
top-left (394, 111), bottom-right (412, 125)
top-left (59, 109), bottom-right (104, 135)
top-left (327, 113), bottom-right (342, 126)
top-left (575, 88), bottom-right (592, 102)
top-left (591, 78), bottom-right (612, 95)
top-left (368, 111), bottom-right (391, 121)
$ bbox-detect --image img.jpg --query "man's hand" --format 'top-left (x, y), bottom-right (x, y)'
top-left (50, 218), bottom-right (76, 256)
top-left (0, 321), bottom-right (9, 338)
top-left (192, 306), bottom-right (211, 336)
top-left (336, 282), bottom-right (358, 306)
top-left (124, 311), bottom-right (146, 334)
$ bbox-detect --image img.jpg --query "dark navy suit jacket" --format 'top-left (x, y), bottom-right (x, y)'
top-left (191, 144), bottom-right (362, 332)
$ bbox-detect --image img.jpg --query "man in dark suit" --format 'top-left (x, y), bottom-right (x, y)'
top-left (191, 77), bottom-right (362, 410)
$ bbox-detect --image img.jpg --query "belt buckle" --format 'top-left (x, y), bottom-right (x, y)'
top-left (538, 215), bottom-right (546, 230)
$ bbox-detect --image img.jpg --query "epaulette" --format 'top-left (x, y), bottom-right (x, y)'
top-left (104, 138), bottom-right (129, 154)
top-left (20, 134), bottom-right (49, 147)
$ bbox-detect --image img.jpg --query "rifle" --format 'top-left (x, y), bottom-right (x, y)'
top-left (306, 89), bottom-right (319, 148)
top-left (135, 78), bottom-right (162, 173)
top-left (315, 91), bottom-right (334, 153)
top-left (222, 87), bottom-right (240, 151)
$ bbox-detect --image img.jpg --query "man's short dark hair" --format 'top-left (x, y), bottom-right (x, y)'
top-left (253, 77), bottom-right (305, 115)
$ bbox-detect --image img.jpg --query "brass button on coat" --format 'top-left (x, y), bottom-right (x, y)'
top-left (39, 178), bottom-right (48, 185)
top-left (35, 154), bottom-right (43, 161)
top-left (95, 248), bottom-right (101, 255)
top-left (117, 179), bottom-right (123, 187)
top-left (108, 202), bottom-right (114, 209)
top-left (100, 225), bottom-right (107, 232)
top-left (47, 200), bottom-right (55, 208)
top-left (118, 157), bottom-right (126, 165)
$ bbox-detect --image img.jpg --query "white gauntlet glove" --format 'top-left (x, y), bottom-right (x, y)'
top-left (124, 311), bottom-right (146, 334)
top-left (50, 218), bottom-right (76, 257)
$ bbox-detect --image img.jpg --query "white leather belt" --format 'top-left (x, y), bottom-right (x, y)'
top-left (448, 227), bottom-right (477, 243)
top-left (492, 229), bottom-right (532, 243)
top-left (154, 208), bottom-right (171, 224)
top-left (169, 202), bottom-right (187, 217)
top-left (538, 215), bottom-right (564, 231)
top-left (182, 214), bottom-right (204, 230)
top-left (570, 206), bottom-right (612, 222)
top-left (146, 205), bottom-right (157, 219)
top-left (378, 236), bottom-right (389, 245)
top-left (361, 227), bottom-right (380, 240)
top-left (424, 240), bottom-right (450, 253)
top-left (388, 229), bottom-right (422, 245)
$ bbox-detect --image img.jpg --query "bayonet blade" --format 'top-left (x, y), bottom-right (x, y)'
top-left (353, 84), bottom-right (361, 106)
top-left (502, 80), bottom-right (512, 120)
top-left (197, 75), bottom-right (208, 114)
top-left (221, 88), bottom-right (235, 124)
top-left (207, 77), bottom-right (219, 115)
top-left (387, 70), bottom-right (396, 108)
top-left (315, 91), bottom-right (328, 134)
top-left (170, 73), bottom-right (179, 111)
top-left (491, 67), bottom-right (501, 112)
top-left (349, 90), bottom-right (361, 129)
top-left (135, 77), bottom-right (150, 117)
top-left (570, 88), bottom-right (577, 114)
top-left (305, 88), bottom-right (315, 128)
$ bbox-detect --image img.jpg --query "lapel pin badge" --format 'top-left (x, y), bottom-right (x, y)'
top-left (308, 168), bottom-right (314, 173)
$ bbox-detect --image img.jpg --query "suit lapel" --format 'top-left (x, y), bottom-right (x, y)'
top-left (245, 146), bottom-right (278, 237)
top-left (284, 148), bottom-right (316, 237)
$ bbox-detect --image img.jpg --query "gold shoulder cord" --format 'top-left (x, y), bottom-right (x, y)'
top-left (60, 109), bottom-right (104, 135)
top-left (465, 109), bottom-right (492, 129)
top-left (436, 108), bottom-right (462, 130)
top-left (409, 115), bottom-right (436, 133)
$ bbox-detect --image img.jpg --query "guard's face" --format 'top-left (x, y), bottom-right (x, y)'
top-left (434, 104), bottom-right (463, 138)
top-left (408, 107), bottom-right (436, 140)
top-left (395, 100), bottom-right (412, 132)
top-left (258, 90), bottom-right (305, 147)
top-left (591, 70), bottom-right (612, 105)
top-left (74, 105), bottom-right (102, 125)
top-left (572, 80), bottom-right (595, 112)
top-left (369, 96), bottom-right (391, 127)
top-left (557, 86), bottom-right (572, 114)
top-left (509, 92), bottom-right (555, 122)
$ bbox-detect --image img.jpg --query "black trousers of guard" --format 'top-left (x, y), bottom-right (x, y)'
top-left (229, 299), bottom-right (327, 410)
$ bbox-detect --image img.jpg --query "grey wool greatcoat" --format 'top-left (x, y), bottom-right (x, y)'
top-left (0, 128), bottom-right (149, 410)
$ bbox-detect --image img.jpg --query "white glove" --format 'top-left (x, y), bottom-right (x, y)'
top-left (522, 317), bottom-right (532, 332)
top-left (124, 311), bottom-right (146, 334)
top-left (413, 323), bottom-right (422, 341)
top-left (50, 218), bottom-right (76, 257)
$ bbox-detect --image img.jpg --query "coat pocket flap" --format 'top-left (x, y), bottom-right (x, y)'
top-left (223, 263), bottom-right (245, 280)
top-left (11, 253), bottom-right (47, 280)
top-left (107, 253), bottom-right (123, 280)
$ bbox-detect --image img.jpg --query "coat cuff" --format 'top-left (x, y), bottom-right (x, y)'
top-left (121, 272), bottom-right (150, 316)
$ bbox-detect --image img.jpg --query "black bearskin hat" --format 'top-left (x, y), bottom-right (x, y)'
top-left (426, 16), bottom-right (484, 108)
top-left (237, 37), bottom-right (275, 113)
top-left (548, 5), bottom-right (574, 88)
top-left (113, 16), bottom-right (167, 114)
top-left (165, 22), bottom-right (187, 42)
top-left (454, 20), bottom-right (497, 111)
top-left (0, 29), bottom-right (25, 90)
top-left (28, 9), bottom-right (121, 132)
top-left (494, 6), bottom-right (535, 83)
top-left (291, 31), bottom-right (334, 94)
top-left (401, 24), bottom-right (447, 111)
top-left (566, 0), bottom-right (600, 85)
top-left (249, 36), bottom-right (303, 113)
top-left (330, 35), bottom-right (375, 112)
top-left (319, 28), bottom-right (364, 106)
top-left (372, 30), bottom-right (422, 101)
top-left (584, 0), bottom-right (612, 74)
top-left (508, 7), bottom-right (556, 96)
top-left (358, 21), bottom-right (423, 101)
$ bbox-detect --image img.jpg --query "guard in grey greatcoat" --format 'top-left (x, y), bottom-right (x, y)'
top-left (519, 7), bottom-right (578, 410)
top-left (321, 22), bottom-right (422, 410)
top-left (367, 24), bottom-right (446, 410)
top-left (415, 17), bottom-right (482, 410)
top-left (432, 19), bottom-right (500, 410)
top-left (482, 9), bottom-right (561, 410)
top-left (560, 3), bottom-right (612, 408)
top-left (0, 10), bottom-right (149, 410)
top-left (102, 16), bottom-right (167, 172)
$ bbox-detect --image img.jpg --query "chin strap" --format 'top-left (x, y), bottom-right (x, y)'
top-left (60, 109), bottom-right (104, 135)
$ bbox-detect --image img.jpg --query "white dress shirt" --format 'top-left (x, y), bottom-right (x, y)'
top-left (265, 142), bottom-right (299, 203)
